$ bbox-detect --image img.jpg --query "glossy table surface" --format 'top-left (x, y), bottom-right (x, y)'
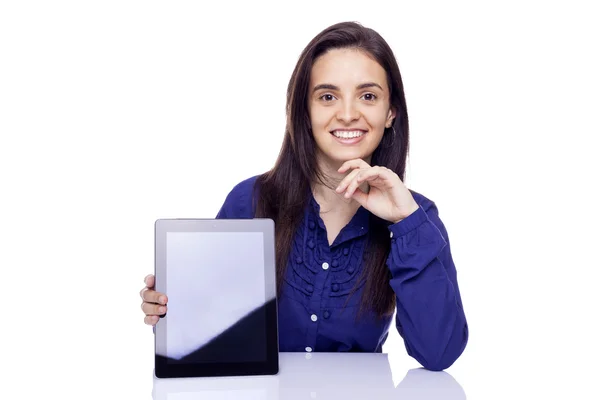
top-left (152, 352), bottom-right (466, 399)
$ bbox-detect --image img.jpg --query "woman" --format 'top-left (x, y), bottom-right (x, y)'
top-left (140, 21), bottom-right (468, 371)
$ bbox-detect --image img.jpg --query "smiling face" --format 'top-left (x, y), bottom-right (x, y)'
top-left (308, 48), bottom-right (396, 169)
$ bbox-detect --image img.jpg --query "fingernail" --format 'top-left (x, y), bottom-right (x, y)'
top-left (160, 296), bottom-right (166, 304)
top-left (159, 306), bottom-right (166, 313)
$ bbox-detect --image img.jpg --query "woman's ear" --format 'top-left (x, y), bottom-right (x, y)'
top-left (386, 107), bottom-right (397, 128)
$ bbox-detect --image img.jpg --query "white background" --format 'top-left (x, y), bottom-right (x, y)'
top-left (1, 0), bottom-right (599, 398)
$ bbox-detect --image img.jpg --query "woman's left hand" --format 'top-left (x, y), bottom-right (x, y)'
top-left (336, 158), bottom-right (419, 224)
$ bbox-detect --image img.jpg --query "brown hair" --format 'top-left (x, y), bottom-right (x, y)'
top-left (254, 21), bottom-right (410, 318)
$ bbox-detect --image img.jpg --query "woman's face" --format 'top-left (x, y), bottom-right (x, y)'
top-left (308, 48), bottom-right (395, 168)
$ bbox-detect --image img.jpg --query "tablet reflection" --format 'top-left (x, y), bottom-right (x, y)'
top-left (151, 352), bottom-right (466, 400)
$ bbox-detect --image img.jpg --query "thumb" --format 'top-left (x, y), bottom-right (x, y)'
top-left (144, 274), bottom-right (155, 288)
top-left (351, 189), bottom-right (368, 207)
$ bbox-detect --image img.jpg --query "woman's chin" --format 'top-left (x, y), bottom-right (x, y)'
top-left (334, 150), bottom-right (371, 164)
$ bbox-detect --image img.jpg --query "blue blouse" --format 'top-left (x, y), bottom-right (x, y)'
top-left (215, 175), bottom-right (468, 371)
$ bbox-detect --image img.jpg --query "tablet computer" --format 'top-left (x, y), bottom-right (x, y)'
top-left (154, 218), bottom-right (279, 379)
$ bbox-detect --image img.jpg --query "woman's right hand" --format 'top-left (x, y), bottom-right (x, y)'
top-left (140, 274), bottom-right (168, 326)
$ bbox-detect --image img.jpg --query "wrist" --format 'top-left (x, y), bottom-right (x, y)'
top-left (392, 202), bottom-right (420, 224)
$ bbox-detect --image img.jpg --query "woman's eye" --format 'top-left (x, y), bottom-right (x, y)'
top-left (320, 94), bottom-right (335, 101)
top-left (362, 93), bottom-right (377, 101)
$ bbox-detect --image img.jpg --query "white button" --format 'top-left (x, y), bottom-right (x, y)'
top-left (311, 314), bottom-right (318, 322)
top-left (322, 262), bottom-right (329, 270)
top-left (305, 346), bottom-right (312, 352)
top-left (390, 231), bottom-right (394, 238)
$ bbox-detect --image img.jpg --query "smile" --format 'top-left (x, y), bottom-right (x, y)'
top-left (330, 130), bottom-right (366, 139)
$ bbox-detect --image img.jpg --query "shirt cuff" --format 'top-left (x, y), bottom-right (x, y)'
top-left (388, 204), bottom-right (430, 237)
top-left (386, 204), bottom-right (448, 276)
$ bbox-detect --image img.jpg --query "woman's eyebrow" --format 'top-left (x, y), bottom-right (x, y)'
top-left (312, 82), bottom-right (384, 93)
top-left (357, 82), bottom-right (383, 91)
top-left (313, 83), bottom-right (339, 92)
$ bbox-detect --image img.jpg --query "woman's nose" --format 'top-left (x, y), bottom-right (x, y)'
top-left (336, 100), bottom-right (360, 123)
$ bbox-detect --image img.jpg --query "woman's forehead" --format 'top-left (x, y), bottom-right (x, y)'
top-left (310, 48), bottom-right (388, 89)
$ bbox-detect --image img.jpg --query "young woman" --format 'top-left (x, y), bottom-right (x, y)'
top-left (140, 21), bottom-right (468, 371)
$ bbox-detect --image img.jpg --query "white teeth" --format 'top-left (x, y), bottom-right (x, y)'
top-left (332, 130), bottom-right (365, 139)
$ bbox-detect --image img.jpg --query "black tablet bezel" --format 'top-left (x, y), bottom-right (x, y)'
top-left (153, 218), bottom-right (279, 379)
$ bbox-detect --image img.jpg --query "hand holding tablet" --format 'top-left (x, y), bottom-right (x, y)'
top-left (140, 274), bottom-right (168, 326)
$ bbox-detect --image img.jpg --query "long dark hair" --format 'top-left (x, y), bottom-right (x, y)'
top-left (254, 21), bottom-right (410, 318)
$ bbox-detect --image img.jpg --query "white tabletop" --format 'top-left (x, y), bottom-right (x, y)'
top-left (152, 352), bottom-right (466, 400)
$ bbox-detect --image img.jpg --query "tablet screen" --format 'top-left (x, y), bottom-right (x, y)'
top-left (154, 219), bottom-right (278, 378)
top-left (163, 231), bottom-right (267, 363)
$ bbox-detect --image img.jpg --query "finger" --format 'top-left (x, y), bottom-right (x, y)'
top-left (336, 168), bottom-right (362, 194)
top-left (144, 315), bottom-right (159, 326)
top-left (343, 171), bottom-right (361, 198)
top-left (345, 167), bottom-right (382, 198)
top-left (144, 274), bottom-right (155, 288)
top-left (350, 186), bottom-right (369, 206)
top-left (142, 301), bottom-right (168, 316)
top-left (357, 166), bottom-right (398, 188)
top-left (338, 158), bottom-right (370, 174)
top-left (141, 288), bottom-right (168, 305)
top-left (356, 166), bottom-right (387, 184)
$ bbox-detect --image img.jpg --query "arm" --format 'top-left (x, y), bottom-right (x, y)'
top-left (386, 199), bottom-right (468, 371)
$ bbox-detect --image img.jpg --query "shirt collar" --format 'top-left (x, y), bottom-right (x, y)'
top-left (308, 193), bottom-right (370, 247)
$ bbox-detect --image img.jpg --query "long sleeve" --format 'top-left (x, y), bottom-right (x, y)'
top-left (386, 198), bottom-right (468, 371)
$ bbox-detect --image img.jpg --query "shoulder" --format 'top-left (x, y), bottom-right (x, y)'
top-left (227, 175), bottom-right (260, 198)
top-left (215, 175), bottom-right (261, 219)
